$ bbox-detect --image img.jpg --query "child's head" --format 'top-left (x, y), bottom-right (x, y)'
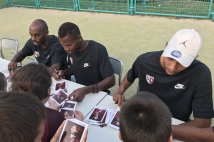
top-left (11, 63), bottom-right (52, 103)
top-left (119, 91), bottom-right (172, 142)
top-left (0, 72), bottom-right (7, 91)
top-left (0, 91), bottom-right (46, 142)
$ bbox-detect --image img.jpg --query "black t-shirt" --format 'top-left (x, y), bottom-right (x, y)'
top-left (21, 35), bottom-right (68, 70)
top-left (68, 40), bottom-right (114, 93)
top-left (127, 51), bottom-right (214, 122)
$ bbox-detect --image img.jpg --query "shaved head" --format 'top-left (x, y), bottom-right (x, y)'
top-left (29, 19), bottom-right (49, 46)
top-left (30, 19), bottom-right (48, 32)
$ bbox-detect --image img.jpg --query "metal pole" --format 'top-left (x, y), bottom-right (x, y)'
top-left (143, 0), bottom-right (146, 9)
top-left (208, 0), bottom-right (213, 18)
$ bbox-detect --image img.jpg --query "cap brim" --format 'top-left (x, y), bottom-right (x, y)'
top-left (162, 46), bottom-right (194, 67)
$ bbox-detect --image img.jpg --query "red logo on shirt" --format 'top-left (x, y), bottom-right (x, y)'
top-left (146, 74), bottom-right (154, 84)
top-left (34, 51), bottom-right (40, 58)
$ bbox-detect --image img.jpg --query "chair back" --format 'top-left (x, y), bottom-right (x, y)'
top-left (0, 38), bottom-right (19, 59)
top-left (109, 56), bottom-right (123, 86)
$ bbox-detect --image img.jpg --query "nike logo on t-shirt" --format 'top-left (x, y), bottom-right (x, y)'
top-left (174, 83), bottom-right (186, 89)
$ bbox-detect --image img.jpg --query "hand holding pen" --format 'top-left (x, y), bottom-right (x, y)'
top-left (113, 93), bottom-right (126, 107)
top-left (53, 68), bottom-right (64, 80)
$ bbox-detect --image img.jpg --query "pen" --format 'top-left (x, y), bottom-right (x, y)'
top-left (54, 68), bottom-right (58, 74)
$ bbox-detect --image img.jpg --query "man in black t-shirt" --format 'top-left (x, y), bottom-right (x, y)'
top-left (8, 19), bottom-right (68, 74)
top-left (113, 29), bottom-right (213, 128)
top-left (53, 22), bottom-right (115, 102)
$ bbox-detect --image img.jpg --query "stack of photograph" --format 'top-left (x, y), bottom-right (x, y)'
top-left (87, 106), bottom-right (120, 129)
top-left (51, 81), bottom-right (77, 119)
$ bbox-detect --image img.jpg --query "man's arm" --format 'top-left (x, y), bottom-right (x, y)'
top-left (70, 74), bottom-right (115, 102)
top-left (179, 118), bottom-right (211, 128)
top-left (113, 74), bottom-right (133, 106)
top-left (96, 74), bottom-right (115, 92)
top-left (8, 51), bottom-right (26, 73)
top-left (172, 125), bottom-right (214, 142)
top-left (11, 51), bottom-right (26, 62)
top-left (50, 43), bottom-right (68, 75)
top-left (11, 39), bottom-right (34, 66)
top-left (63, 67), bottom-right (73, 76)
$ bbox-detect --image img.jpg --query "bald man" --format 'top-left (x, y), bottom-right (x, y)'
top-left (8, 19), bottom-right (68, 75)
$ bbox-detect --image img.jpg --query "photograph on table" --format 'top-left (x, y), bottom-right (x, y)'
top-left (59, 118), bottom-right (88, 142)
top-left (62, 101), bottom-right (77, 109)
top-left (89, 108), bottom-right (115, 128)
top-left (109, 108), bottom-right (120, 129)
top-left (51, 89), bottom-right (68, 106)
top-left (55, 81), bottom-right (68, 91)
top-left (60, 108), bottom-right (75, 119)
top-left (88, 106), bottom-right (107, 122)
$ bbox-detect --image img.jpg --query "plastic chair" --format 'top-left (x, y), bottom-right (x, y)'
top-left (0, 38), bottom-right (19, 59)
top-left (109, 56), bottom-right (123, 86)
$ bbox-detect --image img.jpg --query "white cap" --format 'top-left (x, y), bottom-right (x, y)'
top-left (162, 29), bottom-right (202, 67)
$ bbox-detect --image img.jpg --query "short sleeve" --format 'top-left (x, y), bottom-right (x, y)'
top-left (21, 39), bottom-right (34, 56)
top-left (98, 46), bottom-right (114, 78)
top-left (51, 44), bottom-right (67, 65)
top-left (127, 55), bottom-right (142, 83)
top-left (192, 66), bottom-right (214, 118)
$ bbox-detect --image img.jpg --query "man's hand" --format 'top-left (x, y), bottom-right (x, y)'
top-left (74, 110), bottom-right (84, 121)
top-left (7, 51), bottom-right (25, 75)
top-left (8, 61), bottom-right (17, 74)
top-left (69, 87), bottom-right (87, 102)
top-left (113, 93), bottom-right (125, 107)
top-left (53, 70), bottom-right (64, 80)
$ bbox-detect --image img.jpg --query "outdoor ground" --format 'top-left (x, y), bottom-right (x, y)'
top-left (0, 7), bottom-right (214, 123)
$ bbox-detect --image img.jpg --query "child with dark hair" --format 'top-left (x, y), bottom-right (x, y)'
top-left (0, 92), bottom-right (47, 142)
top-left (10, 63), bottom-right (83, 142)
top-left (0, 72), bottom-right (6, 91)
top-left (119, 91), bottom-right (172, 142)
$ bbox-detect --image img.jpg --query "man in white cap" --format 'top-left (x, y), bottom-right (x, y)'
top-left (113, 29), bottom-right (213, 128)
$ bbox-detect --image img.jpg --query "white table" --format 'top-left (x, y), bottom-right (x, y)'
top-left (2, 61), bottom-right (108, 118)
top-left (46, 78), bottom-right (108, 117)
top-left (0, 58), bottom-right (9, 72)
top-left (3, 64), bottom-right (108, 118)
top-left (84, 95), bottom-right (184, 142)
